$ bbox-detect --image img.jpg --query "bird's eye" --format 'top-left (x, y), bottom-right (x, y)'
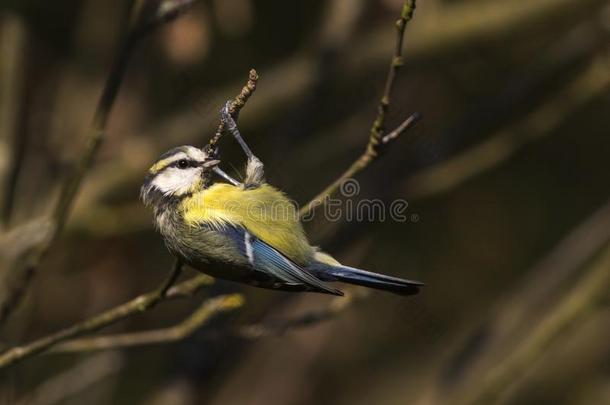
top-left (177, 159), bottom-right (189, 169)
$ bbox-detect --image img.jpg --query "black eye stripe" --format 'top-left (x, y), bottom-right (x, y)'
top-left (169, 159), bottom-right (197, 169)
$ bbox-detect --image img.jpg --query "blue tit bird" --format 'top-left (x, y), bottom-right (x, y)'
top-left (140, 104), bottom-right (423, 296)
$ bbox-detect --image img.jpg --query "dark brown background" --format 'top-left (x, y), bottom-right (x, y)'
top-left (0, 0), bottom-right (609, 404)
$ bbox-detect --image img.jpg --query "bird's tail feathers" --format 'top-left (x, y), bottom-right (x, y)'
top-left (323, 265), bottom-right (423, 295)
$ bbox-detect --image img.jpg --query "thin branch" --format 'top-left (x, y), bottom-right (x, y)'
top-left (0, 0), bottom-right (200, 326)
top-left (51, 289), bottom-right (366, 352)
top-left (382, 112), bottom-right (421, 144)
top-left (51, 47), bottom-right (132, 235)
top-left (159, 259), bottom-right (183, 297)
top-left (204, 68), bottom-right (259, 156)
top-left (0, 273), bottom-right (214, 369)
top-left (51, 294), bottom-right (243, 353)
top-left (370, 0), bottom-right (416, 149)
top-left (300, 0), bottom-right (418, 217)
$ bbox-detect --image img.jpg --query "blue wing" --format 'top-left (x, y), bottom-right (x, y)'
top-left (224, 225), bottom-right (343, 296)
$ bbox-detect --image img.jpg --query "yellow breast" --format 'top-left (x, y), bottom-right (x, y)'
top-left (180, 183), bottom-right (314, 264)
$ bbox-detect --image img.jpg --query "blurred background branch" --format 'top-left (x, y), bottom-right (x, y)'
top-left (51, 294), bottom-right (243, 353)
top-left (51, 286), bottom-right (368, 352)
top-left (0, 0), bottom-right (203, 326)
top-left (0, 15), bottom-right (29, 229)
top-left (461, 243), bottom-right (610, 405)
top-left (412, 197), bottom-right (610, 404)
top-left (0, 272), bottom-right (214, 369)
top-left (405, 54), bottom-right (610, 198)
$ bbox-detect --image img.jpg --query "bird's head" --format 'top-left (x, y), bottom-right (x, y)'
top-left (141, 145), bottom-right (219, 209)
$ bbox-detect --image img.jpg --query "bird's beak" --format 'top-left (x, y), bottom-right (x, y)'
top-left (201, 159), bottom-right (220, 168)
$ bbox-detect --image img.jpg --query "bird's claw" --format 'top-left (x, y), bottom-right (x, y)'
top-left (220, 100), bottom-right (236, 130)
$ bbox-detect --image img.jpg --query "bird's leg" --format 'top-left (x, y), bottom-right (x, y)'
top-left (220, 101), bottom-right (265, 187)
top-left (221, 101), bottom-right (256, 160)
top-left (212, 166), bottom-right (242, 187)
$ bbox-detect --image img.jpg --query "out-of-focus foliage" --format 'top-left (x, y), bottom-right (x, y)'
top-left (0, 0), bottom-right (608, 404)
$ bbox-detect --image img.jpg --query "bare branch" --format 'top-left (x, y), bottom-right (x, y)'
top-left (159, 259), bottom-right (184, 297)
top-left (205, 69), bottom-right (259, 156)
top-left (370, 0), bottom-right (416, 150)
top-left (51, 294), bottom-right (244, 353)
top-left (300, 0), bottom-right (419, 217)
top-left (382, 112), bottom-right (421, 144)
top-left (52, 289), bottom-right (367, 352)
top-left (0, 273), bottom-right (214, 369)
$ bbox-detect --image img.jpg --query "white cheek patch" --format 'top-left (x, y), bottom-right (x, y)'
top-left (152, 167), bottom-right (201, 196)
